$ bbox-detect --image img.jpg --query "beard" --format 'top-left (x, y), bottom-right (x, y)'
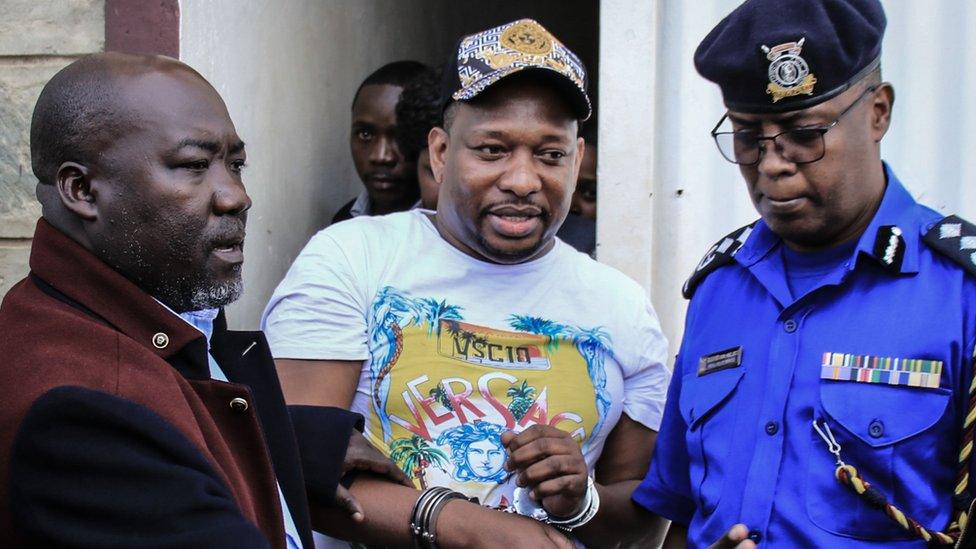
top-left (187, 277), bottom-right (243, 310)
top-left (473, 200), bottom-right (553, 263)
top-left (98, 207), bottom-right (246, 313)
top-left (154, 265), bottom-right (244, 312)
top-left (474, 229), bottom-right (549, 263)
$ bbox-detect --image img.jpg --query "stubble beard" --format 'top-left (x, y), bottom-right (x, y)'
top-left (474, 205), bottom-right (552, 264)
top-left (185, 274), bottom-right (244, 311)
top-left (100, 211), bottom-right (246, 313)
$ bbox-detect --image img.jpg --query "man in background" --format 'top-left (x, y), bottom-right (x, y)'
top-left (571, 124), bottom-right (597, 223)
top-left (394, 64), bottom-right (442, 211)
top-left (332, 60), bottom-right (429, 224)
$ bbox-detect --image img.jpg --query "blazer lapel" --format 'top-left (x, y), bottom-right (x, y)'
top-left (211, 315), bottom-right (313, 549)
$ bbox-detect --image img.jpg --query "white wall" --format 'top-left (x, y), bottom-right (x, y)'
top-left (599, 0), bottom-right (976, 360)
top-left (597, 0), bottom-right (659, 291)
top-left (180, 0), bottom-right (443, 328)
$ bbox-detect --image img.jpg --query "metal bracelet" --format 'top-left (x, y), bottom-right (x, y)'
top-left (546, 476), bottom-right (600, 531)
top-left (425, 490), bottom-right (465, 547)
top-left (420, 489), bottom-right (452, 546)
top-left (410, 487), bottom-right (450, 548)
top-left (409, 487), bottom-right (468, 548)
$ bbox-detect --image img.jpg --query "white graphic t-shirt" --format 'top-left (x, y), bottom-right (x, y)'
top-left (263, 210), bottom-right (670, 509)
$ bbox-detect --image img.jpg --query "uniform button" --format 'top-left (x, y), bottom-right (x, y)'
top-left (152, 332), bottom-right (169, 349)
top-left (229, 397), bottom-right (249, 413)
top-left (748, 530), bottom-right (762, 543)
top-left (869, 419), bottom-right (884, 438)
top-left (783, 319), bottom-right (797, 333)
top-left (765, 421), bottom-right (779, 435)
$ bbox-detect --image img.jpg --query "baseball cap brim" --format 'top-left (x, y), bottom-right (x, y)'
top-left (441, 64), bottom-right (591, 121)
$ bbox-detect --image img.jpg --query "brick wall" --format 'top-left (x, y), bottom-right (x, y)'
top-left (0, 1), bottom-right (104, 298)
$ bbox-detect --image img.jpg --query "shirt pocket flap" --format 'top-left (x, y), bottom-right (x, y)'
top-left (680, 368), bottom-right (745, 427)
top-left (821, 381), bottom-right (950, 448)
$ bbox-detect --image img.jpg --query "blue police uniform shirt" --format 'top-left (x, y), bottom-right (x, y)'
top-left (179, 308), bottom-right (304, 549)
top-left (782, 238), bottom-right (859, 299)
top-left (633, 164), bottom-right (976, 547)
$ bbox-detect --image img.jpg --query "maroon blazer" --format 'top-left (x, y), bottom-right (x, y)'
top-left (0, 220), bottom-right (359, 547)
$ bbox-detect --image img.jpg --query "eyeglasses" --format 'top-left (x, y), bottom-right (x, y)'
top-left (710, 85), bottom-right (878, 166)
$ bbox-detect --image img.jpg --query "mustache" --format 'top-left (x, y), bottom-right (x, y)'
top-left (206, 217), bottom-right (247, 248)
top-left (479, 199), bottom-right (550, 220)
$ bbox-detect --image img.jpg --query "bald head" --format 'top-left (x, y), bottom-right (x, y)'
top-left (28, 52), bottom-right (251, 313)
top-left (30, 52), bottom-right (210, 188)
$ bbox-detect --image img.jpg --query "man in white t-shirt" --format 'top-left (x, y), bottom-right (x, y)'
top-left (264, 19), bottom-right (670, 548)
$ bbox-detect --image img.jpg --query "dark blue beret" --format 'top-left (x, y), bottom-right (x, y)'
top-left (695, 0), bottom-right (886, 113)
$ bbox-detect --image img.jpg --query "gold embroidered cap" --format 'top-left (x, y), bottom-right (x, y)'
top-left (441, 19), bottom-right (591, 120)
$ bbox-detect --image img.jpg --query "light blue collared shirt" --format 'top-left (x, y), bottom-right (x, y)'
top-left (180, 308), bottom-right (303, 549)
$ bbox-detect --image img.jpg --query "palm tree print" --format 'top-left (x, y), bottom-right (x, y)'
top-left (428, 383), bottom-right (454, 412)
top-left (508, 315), bottom-right (566, 353)
top-left (368, 287), bottom-right (425, 442)
top-left (509, 315), bottom-right (613, 451)
top-left (444, 319), bottom-right (462, 337)
top-left (389, 435), bottom-right (448, 489)
top-left (368, 287), bottom-right (464, 442)
top-left (506, 380), bottom-right (537, 421)
top-left (443, 319), bottom-right (481, 360)
top-left (420, 298), bottom-right (463, 337)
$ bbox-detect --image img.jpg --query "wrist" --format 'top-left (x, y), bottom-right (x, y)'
top-left (546, 493), bottom-right (586, 520)
top-left (411, 487), bottom-right (474, 548)
top-left (543, 476), bottom-right (601, 532)
top-left (435, 498), bottom-right (480, 548)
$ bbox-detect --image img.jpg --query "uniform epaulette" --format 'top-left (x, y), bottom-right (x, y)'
top-left (682, 221), bottom-right (758, 299)
top-left (922, 215), bottom-right (976, 277)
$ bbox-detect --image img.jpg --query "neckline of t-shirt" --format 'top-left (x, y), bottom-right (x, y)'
top-left (780, 237), bottom-right (858, 275)
top-left (414, 209), bottom-right (564, 272)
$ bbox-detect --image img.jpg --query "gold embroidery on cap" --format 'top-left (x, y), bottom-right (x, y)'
top-left (761, 38), bottom-right (817, 103)
top-left (500, 20), bottom-right (553, 55)
top-left (545, 57), bottom-right (569, 74)
top-left (450, 19), bottom-right (589, 118)
top-left (481, 50), bottom-right (521, 70)
top-left (458, 68), bottom-right (480, 89)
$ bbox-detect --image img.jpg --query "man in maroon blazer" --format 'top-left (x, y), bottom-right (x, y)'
top-left (0, 53), bottom-right (406, 548)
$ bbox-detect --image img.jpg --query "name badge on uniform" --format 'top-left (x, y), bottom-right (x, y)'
top-left (820, 352), bottom-right (942, 389)
top-left (699, 346), bottom-right (743, 376)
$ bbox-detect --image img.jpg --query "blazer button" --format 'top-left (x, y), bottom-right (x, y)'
top-left (152, 332), bottom-right (169, 349)
top-left (230, 397), bottom-right (249, 413)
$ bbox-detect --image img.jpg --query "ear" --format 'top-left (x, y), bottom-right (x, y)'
top-left (55, 162), bottom-right (98, 221)
top-left (428, 126), bottom-right (449, 184)
top-left (572, 136), bottom-right (585, 180)
top-left (870, 82), bottom-right (895, 142)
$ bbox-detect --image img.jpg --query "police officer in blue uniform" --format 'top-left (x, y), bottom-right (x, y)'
top-left (631, 0), bottom-right (976, 547)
